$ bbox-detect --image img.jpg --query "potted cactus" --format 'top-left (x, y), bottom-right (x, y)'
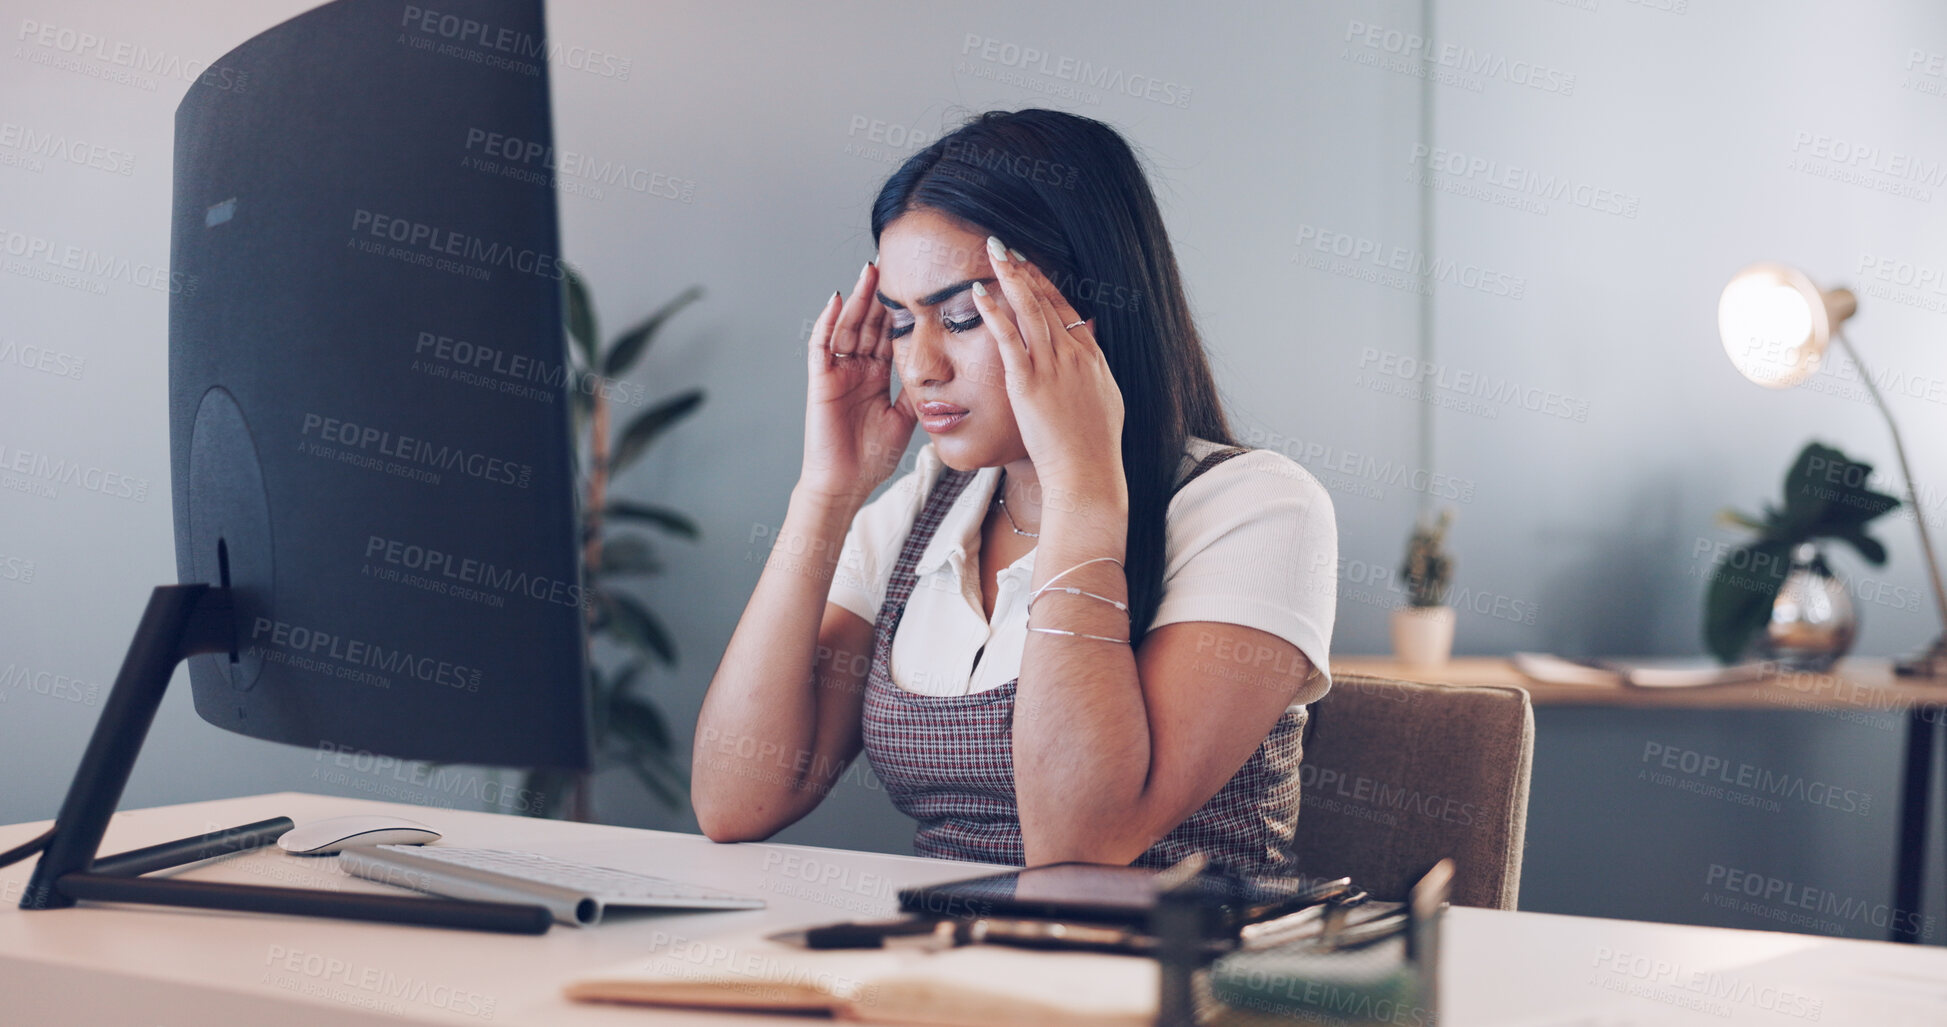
top-left (1391, 508), bottom-right (1456, 668)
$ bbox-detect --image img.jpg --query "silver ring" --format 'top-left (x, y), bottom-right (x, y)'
top-left (1063, 319), bottom-right (1086, 331)
top-left (831, 352), bottom-right (855, 359)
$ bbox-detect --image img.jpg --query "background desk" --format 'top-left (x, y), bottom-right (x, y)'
top-left (2, 792), bottom-right (1945, 1025)
top-left (1337, 656), bottom-right (1947, 944)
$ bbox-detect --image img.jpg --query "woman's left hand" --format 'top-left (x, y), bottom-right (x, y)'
top-left (973, 235), bottom-right (1126, 492)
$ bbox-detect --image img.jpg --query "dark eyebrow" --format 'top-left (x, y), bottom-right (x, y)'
top-left (876, 277), bottom-right (994, 311)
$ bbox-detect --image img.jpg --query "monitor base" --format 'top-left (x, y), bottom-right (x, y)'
top-left (17, 584), bottom-right (553, 934)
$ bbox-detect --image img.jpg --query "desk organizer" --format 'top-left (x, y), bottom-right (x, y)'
top-left (1154, 859), bottom-right (1451, 1027)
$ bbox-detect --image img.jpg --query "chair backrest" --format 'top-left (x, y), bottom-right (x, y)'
top-left (1292, 672), bottom-right (1534, 909)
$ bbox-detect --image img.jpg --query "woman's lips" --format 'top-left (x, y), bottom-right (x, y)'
top-left (918, 401), bottom-right (969, 433)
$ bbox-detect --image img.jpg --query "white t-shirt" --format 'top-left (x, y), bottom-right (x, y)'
top-left (827, 437), bottom-right (1337, 701)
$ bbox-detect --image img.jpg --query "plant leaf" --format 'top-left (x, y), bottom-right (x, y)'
top-left (1777, 442), bottom-right (1901, 540)
top-left (599, 589), bottom-right (677, 665)
top-left (608, 690), bottom-right (673, 752)
top-left (1827, 526), bottom-right (1889, 566)
top-left (609, 388), bottom-right (705, 477)
top-left (587, 664), bottom-right (609, 740)
top-left (602, 285), bottom-right (705, 379)
top-left (600, 535), bottom-right (662, 577)
top-left (571, 371), bottom-right (596, 425)
top-left (606, 501), bottom-right (700, 539)
top-left (1714, 508), bottom-right (1768, 534)
top-left (626, 759), bottom-right (687, 809)
top-left (1703, 539), bottom-right (1793, 663)
top-left (605, 661), bottom-right (644, 703)
top-left (564, 264), bottom-right (597, 369)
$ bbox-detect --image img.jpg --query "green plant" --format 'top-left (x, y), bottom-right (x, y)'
top-left (1400, 509), bottom-right (1454, 607)
top-left (518, 263), bottom-right (707, 820)
top-left (1703, 441), bottom-right (1900, 664)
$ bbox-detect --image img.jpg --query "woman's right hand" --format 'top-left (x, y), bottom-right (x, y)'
top-left (797, 261), bottom-right (916, 507)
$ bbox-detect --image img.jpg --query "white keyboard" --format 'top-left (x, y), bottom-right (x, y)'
top-left (336, 844), bottom-right (765, 926)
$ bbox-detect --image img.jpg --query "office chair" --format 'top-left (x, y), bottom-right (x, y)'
top-left (1290, 673), bottom-right (1535, 909)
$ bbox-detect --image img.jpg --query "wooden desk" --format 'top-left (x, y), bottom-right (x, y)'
top-left (1336, 655), bottom-right (1947, 945)
top-left (4, 792), bottom-right (1945, 1025)
top-left (1335, 655), bottom-right (1947, 709)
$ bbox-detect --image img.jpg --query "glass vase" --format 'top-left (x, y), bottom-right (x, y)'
top-left (1758, 542), bottom-right (1857, 672)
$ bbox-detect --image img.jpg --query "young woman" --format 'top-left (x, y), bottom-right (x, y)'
top-left (693, 108), bottom-right (1337, 874)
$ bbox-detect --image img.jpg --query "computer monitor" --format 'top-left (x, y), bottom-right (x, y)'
top-left (170, 0), bottom-right (588, 769)
top-left (16, 0), bottom-right (588, 934)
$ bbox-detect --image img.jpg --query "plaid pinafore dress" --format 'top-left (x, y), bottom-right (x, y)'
top-left (859, 447), bottom-right (1308, 873)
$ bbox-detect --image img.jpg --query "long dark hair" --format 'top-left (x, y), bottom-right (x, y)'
top-left (870, 108), bottom-right (1237, 644)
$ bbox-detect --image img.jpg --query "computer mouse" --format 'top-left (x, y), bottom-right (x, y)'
top-left (277, 814), bottom-right (442, 856)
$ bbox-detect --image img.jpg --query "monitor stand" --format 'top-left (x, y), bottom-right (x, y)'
top-left (13, 584), bottom-right (553, 934)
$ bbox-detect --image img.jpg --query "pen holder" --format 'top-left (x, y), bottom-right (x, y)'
top-left (1153, 859), bottom-right (1451, 1027)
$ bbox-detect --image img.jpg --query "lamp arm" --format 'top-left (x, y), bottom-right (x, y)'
top-left (1833, 326), bottom-right (1947, 634)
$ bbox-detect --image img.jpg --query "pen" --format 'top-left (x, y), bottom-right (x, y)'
top-left (767, 915), bottom-right (943, 949)
top-left (1238, 890), bottom-right (1382, 949)
top-left (769, 914), bottom-right (1234, 957)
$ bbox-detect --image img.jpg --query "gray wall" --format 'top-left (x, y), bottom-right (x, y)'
top-left (3, 0), bottom-right (1944, 943)
top-left (1421, 0), bottom-right (1947, 940)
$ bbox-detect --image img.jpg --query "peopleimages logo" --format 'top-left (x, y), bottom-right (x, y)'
top-left (400, 5), bottom-right (631, 80)
top-left (350, 208), bottom-right (565, 282)
top-left (249, 617), bottom-right (482, 692)
top-left (0, 442), bottom-right (148, 501)
top-left (0, 554), bottom-right (34, 584)
top-left (1294, 224), bottom-right (1527, 300)
top-left (1706, 863), bottom-right (1933, 941)
top-left (299, 413), bottom-right (534, 489)
top-left (1342, 19), bottom-right (1576, 95)
top-left (958, 33), bottom-right (1191, 108)
top-left (0, 337), bottom-right (85, 379)
top-left (364, 534), bottom-right (589, 612)
top-left (0, 226), bottom-right (197, 295)
top-left (14, 18), bottom-right (250, 92)
top-left (1407, 143), bottom-right (1639, 218)
top-left (1641, 741), bottom-right (1872, 815)
top-left (461, 129), bottom-right (693, 203)
top-left (0, 121), bottom-right (135, 176)
top-left (1299, 764), bottom-right (1481, 826)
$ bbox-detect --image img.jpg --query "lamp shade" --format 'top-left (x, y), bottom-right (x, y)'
top-left (1717, 262), bottom-right (1857, 388)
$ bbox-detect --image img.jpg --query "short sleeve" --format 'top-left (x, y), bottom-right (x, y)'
top-left (826, 513), bottom-right (881, 625)
top-left (825, 459), bottom-right (930, 626)
top-left (1150, 449), bottom-right (1338, 701)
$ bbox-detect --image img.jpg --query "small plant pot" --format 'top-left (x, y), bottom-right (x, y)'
top-left (1391, 606), bottom-right (1456, 669)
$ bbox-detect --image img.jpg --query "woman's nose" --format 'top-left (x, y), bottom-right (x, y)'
top-left (899, 326), bottom-right (951, 388)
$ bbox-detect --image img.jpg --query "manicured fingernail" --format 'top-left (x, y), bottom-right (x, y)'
top-left (860, 261), bottom-right (872, 277)
top-left (986, 236), bottom-right (1009, 263)
top-left (1008, 248), bottom-right (1026, 262)
top-left (972, 281), bottom-right (988, 297)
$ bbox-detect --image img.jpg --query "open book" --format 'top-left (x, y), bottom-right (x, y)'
top-left (563, 930), bottom-right (1156, 1026)
top-left (1511, 652), bottom-right (1774, 688)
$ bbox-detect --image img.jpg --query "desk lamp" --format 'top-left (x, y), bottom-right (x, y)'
top-left (1717, 262), bottom-right (1947, 678)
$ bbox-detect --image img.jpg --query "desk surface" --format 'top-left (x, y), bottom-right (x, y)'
top-left (3, 792), bottom-right (1944, 1025)
top-left (1335, 654), bottom-right (1947, 711)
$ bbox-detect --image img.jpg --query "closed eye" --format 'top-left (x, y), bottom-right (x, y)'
top-left (888, 314), bottom-right (982, 340)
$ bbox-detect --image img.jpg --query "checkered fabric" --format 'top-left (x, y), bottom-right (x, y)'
top-left (859, 448), bottom-right (1308, 873)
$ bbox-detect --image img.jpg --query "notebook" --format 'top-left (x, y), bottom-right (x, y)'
top-left (562, 930), bottom-right (1157, 1026)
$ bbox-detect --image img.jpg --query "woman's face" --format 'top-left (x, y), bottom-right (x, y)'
top-left (875, 208), bottom-right (1028, 473)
